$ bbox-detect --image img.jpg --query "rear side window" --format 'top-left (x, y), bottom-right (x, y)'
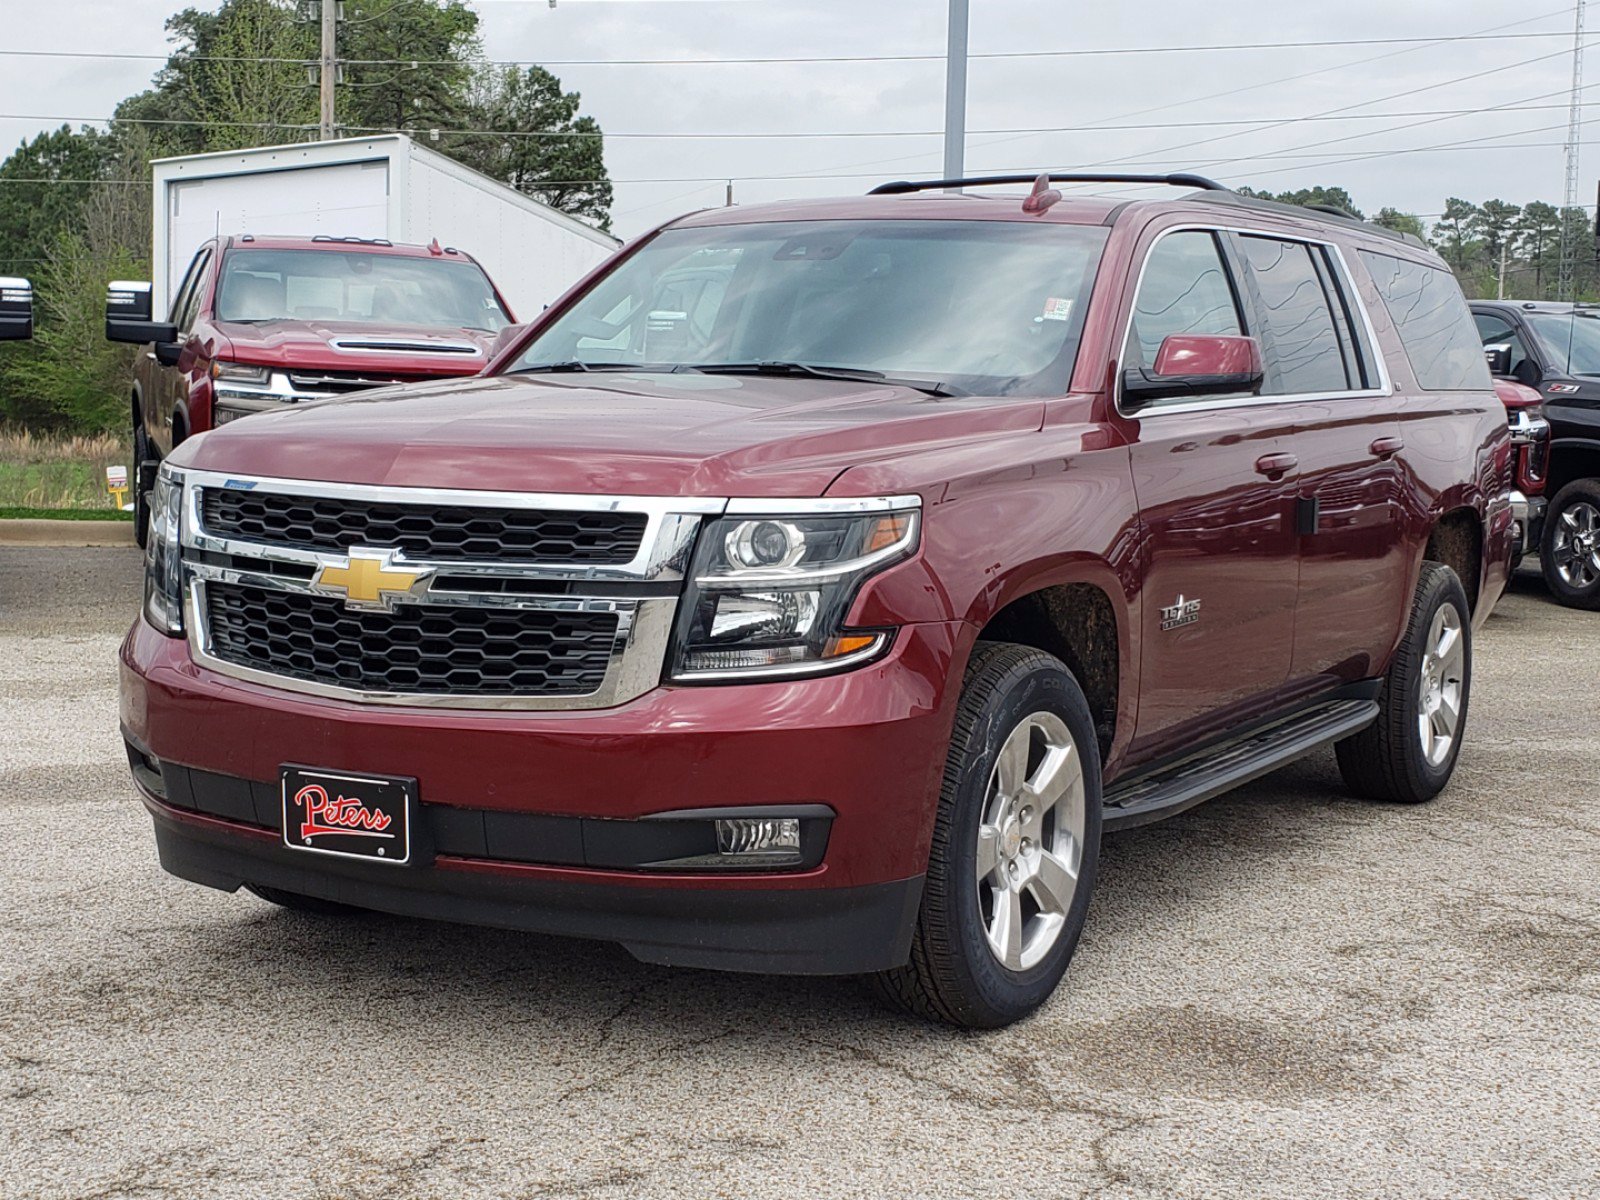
top-left (1236, 236), bottom-right (1349, 395)
top-left (1126, 231), bottom-right (1243, 370)
top-left (1360, 251), bottom-right (1491, 391)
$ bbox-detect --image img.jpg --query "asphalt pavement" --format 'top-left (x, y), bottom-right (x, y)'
top-left (1, 546), bottom-right (1596, 1199)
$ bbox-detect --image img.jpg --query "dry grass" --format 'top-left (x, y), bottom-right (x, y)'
top-left (0, 427), bottom-right (130, 511)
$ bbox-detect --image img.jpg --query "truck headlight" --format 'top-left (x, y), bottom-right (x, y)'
top-left (144, 465), bottom-right (185, 636)
top-left (671, 500), bottom-right (920, 681)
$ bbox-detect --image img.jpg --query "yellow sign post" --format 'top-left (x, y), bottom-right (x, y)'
top-left (106, 465), bottom-right (129, 510)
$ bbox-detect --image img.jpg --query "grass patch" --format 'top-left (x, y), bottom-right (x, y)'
top-left (0, 505), bottom-right (134, 521)
top-left (0, 427), bottom-right (130, 511)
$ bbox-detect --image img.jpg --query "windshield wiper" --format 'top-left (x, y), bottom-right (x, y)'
top-left (686, 361), bottom-right (960, 396)
top-left (511, 360), bottom-right (660, 374)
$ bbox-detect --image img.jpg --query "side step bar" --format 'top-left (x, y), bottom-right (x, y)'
top-left (1102, 698), bottom-right (1379, 832)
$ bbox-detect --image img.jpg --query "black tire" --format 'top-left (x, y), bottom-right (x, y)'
top-left (1539, 479), bottom-right (1600, 610)
top-left (1336, 562), bottom-right (1472, 804)
top-left (245, 884), bottom-right (368, 916)
top-left (871, 642), bottom-right (1102, 1029)
top-left (132, 424), bottom-right (154, 550)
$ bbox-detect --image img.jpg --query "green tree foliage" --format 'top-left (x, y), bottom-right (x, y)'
top-left (1235, 185), bottom-right (1365, 220)
top-left (447, 65), bottom-right (612, 229)
top-left (0, 0), bottom-right (612, 432)
top-left (0, 126), bottom-right (119, 277)
top-left (1373, 208), bottom-right (1426, 239)
top-left (339, 0), bottom-right (480, 134)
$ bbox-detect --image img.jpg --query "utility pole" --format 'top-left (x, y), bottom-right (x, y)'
top-left (1559, 0), bottom-right (1586, 301)
top-left (943, 0), bottom-right (969, 189)
top-left (319, 0), bottom-right (339, 140)
top-left (1499, 240), bottom-right (1509, 300)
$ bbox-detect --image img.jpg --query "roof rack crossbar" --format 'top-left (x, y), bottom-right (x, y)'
top-left (867, 172), bottom-right (1228, 196)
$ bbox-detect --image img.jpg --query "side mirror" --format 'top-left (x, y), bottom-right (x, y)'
top-left (0, 277), bottom-right (33, 341)
top-left (1484, 344), bottom-right (1513, 377)
top-left (105, 280), bottom-right (178, 346)
top-left (1123, 334), bottom-right (1264, 408)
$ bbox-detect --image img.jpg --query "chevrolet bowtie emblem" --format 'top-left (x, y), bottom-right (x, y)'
top-left (313, 548), bottom-right (433, 610)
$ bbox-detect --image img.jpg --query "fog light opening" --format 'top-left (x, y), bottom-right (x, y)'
top-left (715, 816), bottom-right (802, 865)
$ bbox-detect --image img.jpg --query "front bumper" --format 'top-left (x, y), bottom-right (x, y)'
top-left (120, 617), bottom-right (965, 973)
top-left (1509, 490), bottom-right (1547, 564)
top-left (141, 788), bottom-right (923, 974)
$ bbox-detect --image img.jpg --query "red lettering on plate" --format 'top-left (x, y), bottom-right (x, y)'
top-left (293, 783), bottom-right (395, 840)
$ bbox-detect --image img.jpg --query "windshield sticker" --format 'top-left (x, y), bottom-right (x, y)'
top-left (1041, 297), bottom-right (1074, 322)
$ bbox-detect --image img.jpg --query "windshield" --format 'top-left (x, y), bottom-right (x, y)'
top-left (214, 249), bottom-right (511, 331)
top-left (507, 219), bottom-right (1108, 396)
top-left (1522, 311), bottom-right (1600, 375)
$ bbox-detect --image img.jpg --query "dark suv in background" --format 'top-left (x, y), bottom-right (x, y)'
top-left (1473, 300), bottom-right (1600, 607)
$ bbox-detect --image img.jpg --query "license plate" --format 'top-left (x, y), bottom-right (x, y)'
top-left (281, 766), bottom-right (413, 865)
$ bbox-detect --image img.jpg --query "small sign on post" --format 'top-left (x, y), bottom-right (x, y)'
top-left (106, 464), bottom-right (129, 511)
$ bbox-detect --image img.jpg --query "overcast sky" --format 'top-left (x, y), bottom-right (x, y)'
top-left (1, 0), bottom-right (1590, 238)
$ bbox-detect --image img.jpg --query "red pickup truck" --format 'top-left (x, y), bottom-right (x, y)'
top-left (105, 235), bottom-right (516, 545)
top-left (120, 174), bottom-right (1512, 1028)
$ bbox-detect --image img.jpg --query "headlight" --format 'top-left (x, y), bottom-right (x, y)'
top-left (211, 361), bottom-right (270, 387)
top-left (671, 499), bottom-right (920, 681)
top-left (144, 464), bottom-right (185, 636)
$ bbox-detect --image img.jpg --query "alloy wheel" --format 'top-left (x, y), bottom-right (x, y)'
top-left (1552, 500), bottom-right (1600, 589)
top-left (1416, 603), bottom-right (1466, 768)
top-left (975, 711), bottom-right (1086, 972)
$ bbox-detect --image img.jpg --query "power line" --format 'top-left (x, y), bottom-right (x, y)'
top-left (766, 6), bottom-right (1577, 192)
top-left (0, 29), bottom-right (1575, 69)
top-left (6, 98), bottom-right (1599, 141)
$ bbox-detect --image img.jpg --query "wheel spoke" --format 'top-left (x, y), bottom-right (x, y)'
top-left (1434, 624), bottom-right (1461, 663)
top-left (1438, 689), bottom-right (1460, 730)
top-left (975, 825), bottom-right (1002, 882)
top-left (990, 886), bottom-right (1024, 970)
top-left (1024, 742), bottom-right (1077, 819)
top-left (1561, 509), bottom-right (1582, 532)
top-left (994, 725), bottom-right (1029, 799)
top-left (1028, 848), bottom-right (1078, 916)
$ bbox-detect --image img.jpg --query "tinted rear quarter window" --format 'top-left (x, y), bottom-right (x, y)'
top-left (1236, 235), bottom-right (1348, 394)
top-left (1359, 250), bottom-right (1491, 391)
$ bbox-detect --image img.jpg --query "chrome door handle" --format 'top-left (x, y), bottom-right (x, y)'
top-left (1369, 436), bottom-right (1404, 458)
top-left (1254, 452), bottom-right (1298, 479)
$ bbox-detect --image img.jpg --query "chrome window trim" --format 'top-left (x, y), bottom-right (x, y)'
top-left (1115, 222), bottom-right (1394, 421)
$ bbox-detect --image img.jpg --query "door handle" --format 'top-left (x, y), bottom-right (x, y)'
top-left (1369, 435), bottom-right (1405, 459)
top-left (1254, 452), bottom-right (1298, 479)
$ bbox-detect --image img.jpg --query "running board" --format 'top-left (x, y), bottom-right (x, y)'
top-left (1102, 699), bottom-right (1379, 832)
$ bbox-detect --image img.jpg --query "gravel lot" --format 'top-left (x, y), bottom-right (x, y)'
top-left (2, 546), bottom-right (1596, 1200)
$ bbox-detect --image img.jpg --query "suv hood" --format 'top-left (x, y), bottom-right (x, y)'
top-left (176, 370), bottom-right (1047, 497)
top-left (213, 319), bottom-right (494, 375)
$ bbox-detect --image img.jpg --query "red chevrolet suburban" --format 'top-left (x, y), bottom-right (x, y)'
top-left (119, 174), bottom-right (1512, 1028)
top-left (105, 235), bottom-right (517, 545)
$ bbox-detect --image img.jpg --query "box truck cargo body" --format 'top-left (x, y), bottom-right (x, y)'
top-left (151, 135), bottom-right (618, 319)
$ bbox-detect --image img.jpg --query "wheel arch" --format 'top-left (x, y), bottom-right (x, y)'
top-left (1422, 507), bottom-right (1483, 616)
top-left (961, 562), bottom-right (1132, 767)
top-left (1546, 437), bottom-right (1600, 496)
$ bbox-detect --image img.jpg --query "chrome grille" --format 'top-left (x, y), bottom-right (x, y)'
top-left (206, 580), bottom-right (618, 696)
top-left (201, 487), bottom-right (648, 564)
top-left (182, 471), bottom-right (718, 710)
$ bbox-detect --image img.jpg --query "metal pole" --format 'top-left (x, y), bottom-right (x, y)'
top-left (319, 0), bottom-right (338, 140)
top-left (1558, 0), bottom-right (1585, 300)
top-left (943, 0), bottom-right (969, 189)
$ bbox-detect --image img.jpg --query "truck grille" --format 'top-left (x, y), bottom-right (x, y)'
top-left (205, 581), bottom-right (618, 697)
top-left (201, 487), bottom-right (648, 565)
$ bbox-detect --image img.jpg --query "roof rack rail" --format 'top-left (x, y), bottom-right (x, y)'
top-left (867, 172), bottom-right (1228, 196)
top-left (310, 234), bottom-right (395, 247)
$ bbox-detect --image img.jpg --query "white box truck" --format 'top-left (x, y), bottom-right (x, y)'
top-left (150, 134), bottom-right (619, 317)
